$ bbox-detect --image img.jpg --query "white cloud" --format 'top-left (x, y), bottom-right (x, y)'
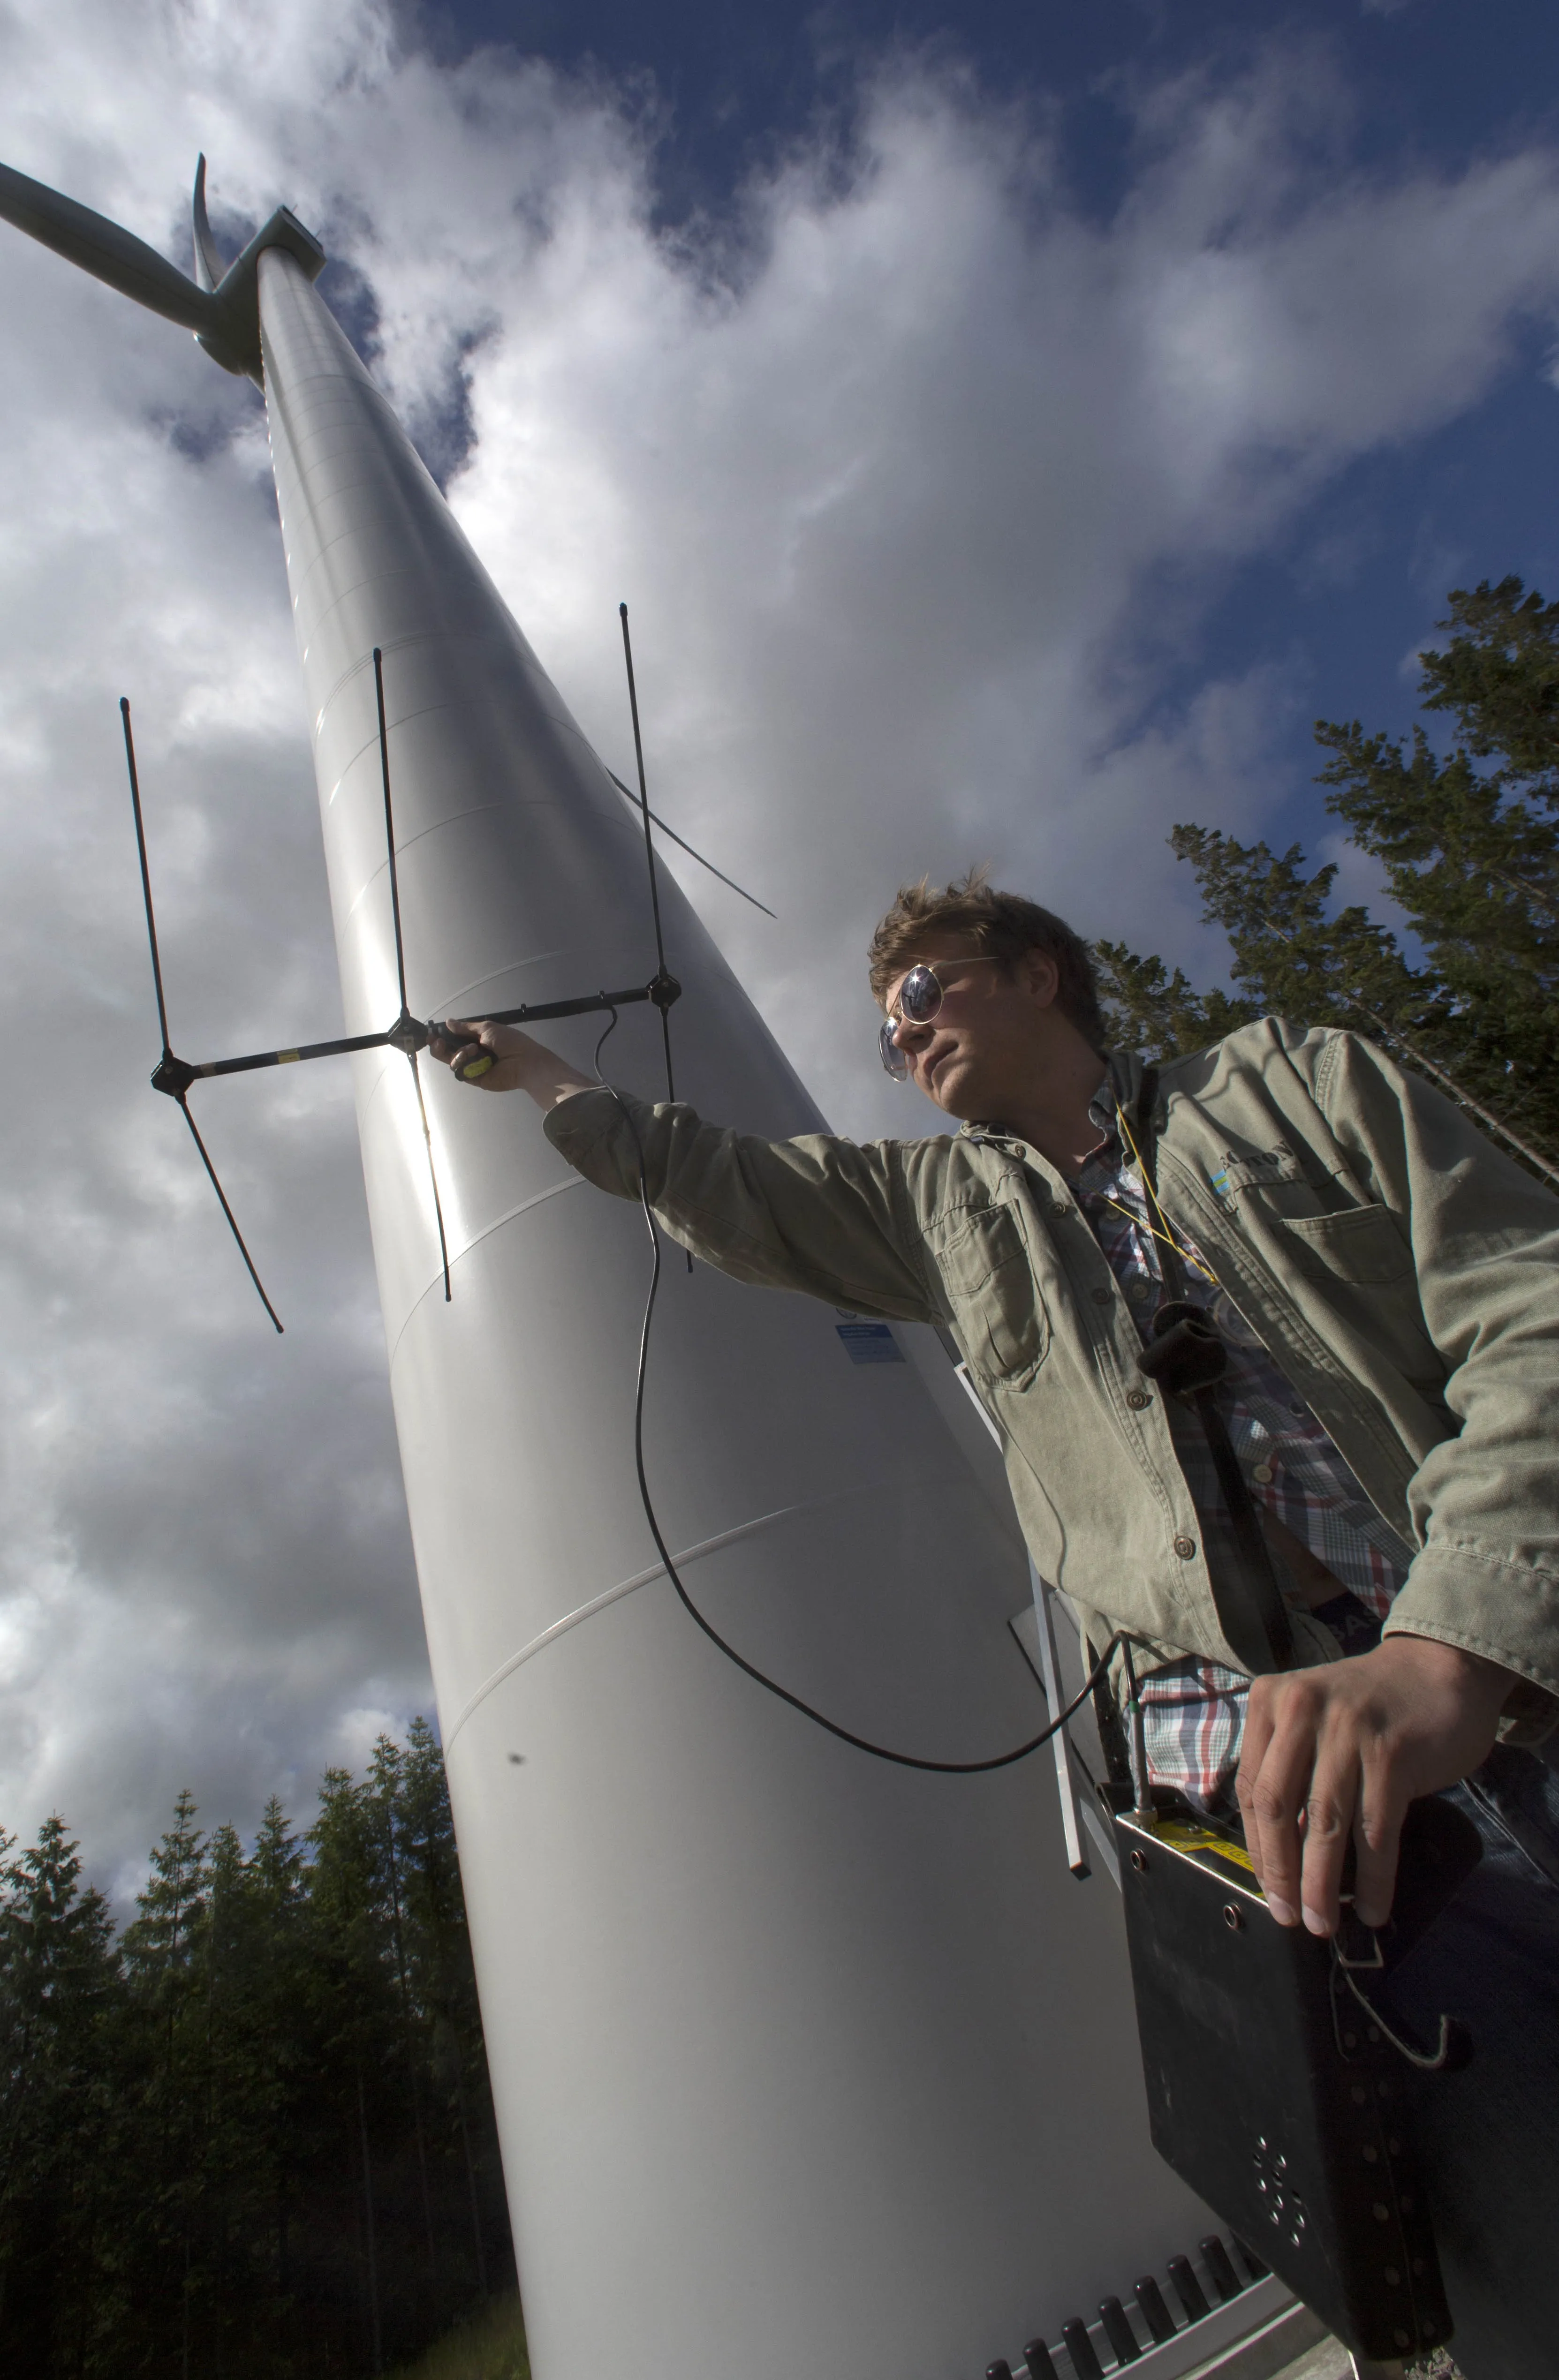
top-left (0, 3), bottom-right (1556, 1883)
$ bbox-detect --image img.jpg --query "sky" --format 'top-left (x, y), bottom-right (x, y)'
top-left (1, 0), bottom-right (1558, 1899)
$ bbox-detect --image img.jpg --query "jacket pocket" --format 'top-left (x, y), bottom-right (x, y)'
top-left (925, 1198), bottom-right (1048, 1386)
top-left (1278, 1203), bottom-right (1412, 1285)
top-left (1274, 1205), bottom-right (1442, 1380)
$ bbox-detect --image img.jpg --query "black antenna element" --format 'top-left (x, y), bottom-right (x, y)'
top-left (121, 698), bottom-right (284, 1333)
top-left (618, 603), bottom-right (679, 1104)
top-left (604, 770), bottom-right (776, 919)
top-left (619, 603), bottom-right (692, 1270)
top-left (375, 645), bottom-right (412, 1019)
top-left (373, 647), bottom-right (452, 1304)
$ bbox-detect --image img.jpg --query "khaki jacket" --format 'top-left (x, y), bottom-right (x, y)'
top-left (545, 1020), bottom-right (1559, 1731)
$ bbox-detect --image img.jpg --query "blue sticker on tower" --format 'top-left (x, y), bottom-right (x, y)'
top-left (835, 1323), bottom-right (906, 1365)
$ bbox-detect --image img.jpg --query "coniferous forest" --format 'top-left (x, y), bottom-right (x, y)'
top-left (0, 1720), bottom-right (516, 2377)
top-left (1094, 574), bottom-right (1559, 1186)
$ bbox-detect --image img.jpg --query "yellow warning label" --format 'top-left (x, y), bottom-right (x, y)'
top-left (1153, 1818), bottom-right (1260, 1880)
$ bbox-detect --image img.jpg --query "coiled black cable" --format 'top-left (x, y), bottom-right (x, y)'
top-left (592, 1014), bottom-right (1128, 1774)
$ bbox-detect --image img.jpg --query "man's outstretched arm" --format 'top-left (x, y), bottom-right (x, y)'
top-left (429, 1019), bottom-right (938, 1323)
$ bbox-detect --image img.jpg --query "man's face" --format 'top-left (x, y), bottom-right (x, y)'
top-left (879, 934), bottom-right (1063, 1121)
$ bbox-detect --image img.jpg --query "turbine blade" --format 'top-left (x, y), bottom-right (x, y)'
top-left (0, 156), bottom-right (216, 336)
top-left (191, 154), bottom-right (225, 294)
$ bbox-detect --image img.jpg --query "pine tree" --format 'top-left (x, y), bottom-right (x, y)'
top-left (121, 1789), bottom-right (212, 2375)
top-left (1416, 574), bottom-right (1559, 781)
top-left (1090, 942), bottom-right (1259, 1065)
top-left (0, 1818), bottom-right (127, 2368)
top-left (1313, 574), bottom-right (1559, 1162)
top-left (241, 1793), bottom-right (313, 2340)
top-left (1094, 573), bottom-right (1559, 1185)
top-left (370, 1734), bottom-right (442, 2283)
top-left (122, 1787), bottom-right (209, 2004)
top-left (308, 1765), bottom-right (401, 2375)
top-left (394, 1717), bottom-right (501, 2304)
top-left (0, 1738), bottom-right (515, 2376)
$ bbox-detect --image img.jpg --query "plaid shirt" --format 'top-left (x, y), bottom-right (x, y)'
top-left (1071, 1135), bottom-right (1415, 1814)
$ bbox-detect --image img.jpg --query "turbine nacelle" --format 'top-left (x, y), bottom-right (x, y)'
top-left (0, 151), bottom-right (324, 384)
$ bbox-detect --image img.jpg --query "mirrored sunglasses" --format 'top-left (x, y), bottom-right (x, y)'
top-left (878, 956), bottom-right (1002, 1080)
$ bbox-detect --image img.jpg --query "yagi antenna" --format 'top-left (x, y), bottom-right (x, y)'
top-left (121, 621), bottom-right (730, 1330)
top-left (121, 664), bottom-right (465, 1327)
top-left (121, 655), bottom-right (465, 1328)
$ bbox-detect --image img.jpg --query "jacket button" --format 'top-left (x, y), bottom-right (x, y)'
top-left (1173, 1534), bottom-right (1197, 1560)
top-left (1252, 1462), bottom-right (1274, 1484)
top-left (1127, 1389), bottom-right (1152, 1409)
top-left (1091, 1287), bottom-right (1112, 1306)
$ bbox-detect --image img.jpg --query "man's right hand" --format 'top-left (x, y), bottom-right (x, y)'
top-left (429, 1020), bottom-right (596, 1109)
top-left (1234, 1632), bottom-right (1510, 1937)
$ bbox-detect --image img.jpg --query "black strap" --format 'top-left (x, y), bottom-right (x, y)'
top-left (1132, 1071), bottom-right (1297, 1676)
top-left (1086, 1637), bottom-right (1136, 1793)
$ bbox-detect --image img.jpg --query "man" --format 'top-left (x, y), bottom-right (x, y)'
top-left (435, 873), bottom-right (1559, 2365)
top-left (434, 872), bottom-right (1557, 1918)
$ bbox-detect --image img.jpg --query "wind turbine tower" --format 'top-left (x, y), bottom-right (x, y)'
top-left (0, 157), bottom-right (1308, 2380)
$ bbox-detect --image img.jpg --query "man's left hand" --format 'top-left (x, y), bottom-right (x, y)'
top-left (1234, 1634), bottom-right (1513, 1936)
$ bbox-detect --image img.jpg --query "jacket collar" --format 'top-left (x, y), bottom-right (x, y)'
top-left (957, 1049), bottom-right (1151, 1147)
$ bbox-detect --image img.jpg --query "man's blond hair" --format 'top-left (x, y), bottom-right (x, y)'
top-left (867, 868), bottom-right (1106, 1051)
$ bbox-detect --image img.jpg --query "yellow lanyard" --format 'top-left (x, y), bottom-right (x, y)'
top-left (1094, 1110), bottom-right (1218, 1290)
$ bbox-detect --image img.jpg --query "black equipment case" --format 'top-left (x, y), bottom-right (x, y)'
top-left (1112, 1794), bottom-right (1481, 2366)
